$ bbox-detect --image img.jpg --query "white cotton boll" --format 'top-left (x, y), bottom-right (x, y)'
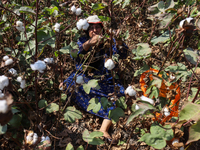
top-left (0, 75), bottom-right (9, 90)
top-left (9, 68), bottom-right (17, 76)
top-left (179, 19), bottom-right (185, 28)
top-left (26, 135), bottom-right (33, 142)
top-left (81, 19), bottom-right (88, 26)
top-left (76, 8), bottom-right (82, 16)
top-left (185, 17), bottom-right (193, 23)
top-left (163, 107), bottom-right (170, 117)
top-left (16, 21), bottom-right (23, 27)
top-left (41, 136), bottom-right (45, 142)
top-left (45, 136), bottom-right (50, 141)
top-left (30, 60), bottom-right (46, 73)
top-left (76, 76), bottom-right (84, 84)
top-left (170, 75), bottom-right (175, 80)
top-left (71, 5), bottom-right (76, 13)
top-left (172, 138), bottom-right (179, 146)
top-left (32, 133), bottom-right (38, 144)
top-left (3, 55), bottom-right (9, 61)
top-left (17, 76), bottom-right (22, 82)
top-left (54, 28), bottom-right (59, 32)
top-left (16, 26), bottom-right (25, 32)
top-left (44, 58), bottom-right (54, 64)
top-left (0, 100), bottom-right (8, 113)
top-left (140, 95), bottom-right (154, 105)
top-left (53, 23), bottom-right (60, 32)
top-left (5, 58), bottom-right (14, 66)
top-left (20, 80), bottom-right (26, 89)
top-left (82, 23), bottom-right (89, 30)
top-left (125, 86), bottom-right (136, 97)
top-left (104, 59), bottom-right (115, 70)
top-left (135, 104), bottom-right (140, 110)
top-left (76, 23), bottom-right (82, 30)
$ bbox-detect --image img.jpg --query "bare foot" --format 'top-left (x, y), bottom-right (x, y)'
top-left (99, 130), bottom-right (111, 139)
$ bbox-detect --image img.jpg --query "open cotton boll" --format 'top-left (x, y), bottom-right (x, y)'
top-left (82, 23), bottom-right (89, 30)
top-left (76, 76), bottom-right (84, 84)
top-left (140, 95), bottom-right (154, 105)
top-left (125, 86), bottom-right (136, 96)
top-left (9, 68), bottom-right (17, 76)
top-left (44, 58), bottom-right (54, 64)
top-left (0, 100), bottom-right (8, 113)
top-left (20, 80), bottom-right (26, 89)
top-left (17, 76), bottom-right (22, 82)
top-left (16, 21), bottom-right (23, 27)
top-left (163, 107), bottom-right (170, 117)
top-left (5, 58), bottom-right (14, 66)
top-left (53, 23), bottom-right (60, 32)
top-left (41, 136), bottom-right (50, 143)
top-left (3, 55), bottom-right (9, 61)
top-left (0, 75), bottom-right (9, 90)
top-left (104, 59), bottom-right (115, 70)
top-left (30, 60), bottom-right (46, 73)
top-left (76, 8), bottom-right (82, 16)
top-left (71, 5), bottom-right (76, 13)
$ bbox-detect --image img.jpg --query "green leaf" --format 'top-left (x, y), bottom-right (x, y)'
top-left (83, 79), bottom-right (99, 94)
top-left (38, 99), bottom-right (47, 108)
top-left (134, 63), bottom-right (150, 77)
top-left (109, 107), bottom-right (124, 123)
top-left (82, 129), bottom-right (104, 145)
top-left (101, 97), bottom-right (111, 109)
top-left (132, 43), bottom-right (152, 60)
top-left (61, 94), bottom-right (67, 102)
top-left (151, 30), bottom-right (170, 45)
top-left (183, 47), bottom-right (198, 65)
top-left (64, 106), bottom-right (82, 123)
top-left (46, 103), bottom-right (59, 114)
top-left (98, 16), bottom-right (110, 21)
top-left (149, 86), bottom-right (159, 99)
top-left (76, 145), bottom-right (84, 150)
top-left (157, 1), bottom-right (165, 12)
top-left (116, 96), bottom-right (127, 109)
top-left (0, 125), bottom-right (7, 135)
top-left (122, 0), bottom-right (130, 8)
top-left (188, 88), bottom-right (198, 102)
top-left (163, 124), bottom-right (174, 141)
top-left (139, 133), bottom-right (166, 149)
top-left (65, 143), bottom-right (74, 150)
top-left (187, 119), bottom-right (200, 144)
top-left (59, 46), bottom-right (71, 54)
top-left (11, 107), bottom-right (20, 114)
top-left (9, 114), bottom-right (22, 127)
top-left (19, 6), bottom-right (36, 14)
top-left (179, 102), bottom-right (200, 122)
top-left (92, 3), bottom-right (105, 11)
top-left (87, 98), bottom-right (101, 113)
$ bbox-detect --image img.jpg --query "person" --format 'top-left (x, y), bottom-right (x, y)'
top-left (61, 15), bottom-right (128, 144)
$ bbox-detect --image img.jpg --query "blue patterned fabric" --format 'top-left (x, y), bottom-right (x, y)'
top-left (64, 36), bottom-right (128, 119)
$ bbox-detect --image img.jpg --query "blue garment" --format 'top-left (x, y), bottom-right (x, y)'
top-left (64, 36), bottom-right (128, 119)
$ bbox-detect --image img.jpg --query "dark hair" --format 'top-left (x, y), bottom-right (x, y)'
top-left (84, 23), bottom-right (104, 38)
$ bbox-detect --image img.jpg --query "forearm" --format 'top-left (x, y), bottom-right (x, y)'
top-left (82, 40), bottom-right (92, 51)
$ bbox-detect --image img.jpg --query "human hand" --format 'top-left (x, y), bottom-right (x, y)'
top-left (89, 35), bottom-right (103, 46)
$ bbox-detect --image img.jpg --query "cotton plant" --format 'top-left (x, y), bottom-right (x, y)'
top-left (44, 58), bottom-right (54, 64)
top-left (9, 68), bottom-right (17, 76)
top-left (76, 76), bottom-right (84, 84)
top-left (70, 5), bottom-right (82, 16)
top-left (163, 107), bottom-right (170, 117)
top-left (76, 19), bottom-right (89, 30)
top-left (140, 95), bottom-right (154, 105)
top-left (125, 86), bottom-right (137, 97)
top-left (0, 75), bottom-right (9, 90)
top-left (16, 20), bottom-right (25, 32)
top-left (30, 60), bottom-right (46, 73)
top-left (17, 76), bottom-right (26, 89)
top-left (53, 23), bottom-right (60, 32)
top-left (104, 59), bottom-right (115, 70)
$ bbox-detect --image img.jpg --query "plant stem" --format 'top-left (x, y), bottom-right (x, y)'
top-left (192, 86), bottom-right (200, 103)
